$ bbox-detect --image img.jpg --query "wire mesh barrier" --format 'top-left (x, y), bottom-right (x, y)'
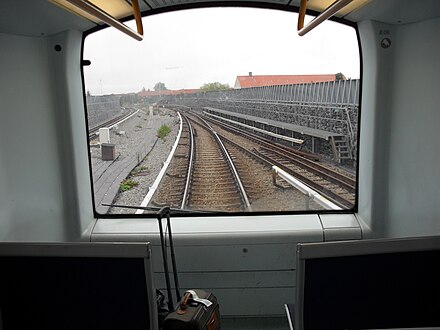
top-left (150, 80), bottom-right (359, 163)
top-left (205, 79), bottom-right (360, 105)
top-left (87, 95), bottom-right (122, 128)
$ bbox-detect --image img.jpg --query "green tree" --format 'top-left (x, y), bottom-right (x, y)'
top-left (335, 72), bottom-right (347, 81)
top-left (200, 82), bottom-right (231, 92)
top-left (154, 82), bottom-right (168, 91)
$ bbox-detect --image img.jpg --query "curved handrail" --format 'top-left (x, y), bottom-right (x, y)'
top-left (132, 0), bottom-right (144, 36)
top-left (297, 0), bottom-right (354, 36)
top-left (64, 0), bottom-right (144, 41)
top-left (297, 0), bottom-right (307, 31)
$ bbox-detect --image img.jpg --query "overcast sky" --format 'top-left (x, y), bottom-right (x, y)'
top-left (83, 7), bottom-right (360, 95)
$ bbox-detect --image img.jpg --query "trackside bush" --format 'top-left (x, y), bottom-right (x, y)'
top-left (157, 124), bottom-right (171, 140)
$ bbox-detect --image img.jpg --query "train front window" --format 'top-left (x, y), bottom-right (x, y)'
top-left (83, 7), bottom-right (360, 216)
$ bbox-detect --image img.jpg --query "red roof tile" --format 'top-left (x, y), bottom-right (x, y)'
top-left (234, 74), bottom-right (336, 89)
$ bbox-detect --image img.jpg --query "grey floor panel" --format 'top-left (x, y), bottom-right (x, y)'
top-left (220, 317), bottom-right (290, 330)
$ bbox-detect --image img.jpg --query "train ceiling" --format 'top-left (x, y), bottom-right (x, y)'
top-left (1, 0), bottom-right (440, 37)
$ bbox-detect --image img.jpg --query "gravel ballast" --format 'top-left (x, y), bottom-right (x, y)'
top-left (90, 107), bottom-right (178, 214)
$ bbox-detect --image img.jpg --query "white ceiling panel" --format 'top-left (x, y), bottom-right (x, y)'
top-left (2, 0), bottom-right (440, 38)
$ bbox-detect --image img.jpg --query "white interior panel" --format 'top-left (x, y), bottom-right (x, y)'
top-left (0, 32), bottom-right (65, 241)
top-left (48, 30), bottom-right (96, 239)
top-left (356, 20), bottom-right (395, 237)
top-left (92, 214), bottom-right (324, 316)
top-left (386, 18), bottom-right (440, 237)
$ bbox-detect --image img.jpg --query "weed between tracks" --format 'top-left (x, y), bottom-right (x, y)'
top-left (119, 178), bottom-right (139, 192)
top-left (157, 124), bottom-right (171, 141)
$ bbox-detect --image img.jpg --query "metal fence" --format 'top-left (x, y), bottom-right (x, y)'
top-left (86, 95), bottom-right (122, 128)
top-left (154, 79), bottom-right (360, 163)
top-left (200, 79), bottom-right (360, 105)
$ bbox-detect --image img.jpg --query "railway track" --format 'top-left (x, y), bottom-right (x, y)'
top-left (88, 109), bottom-right (137, 140)
top-left (255, 149), bottom-right (354, 208)
top-left (150, 115), bottom-right (193, 209)
top-left (188, 115), bottom-right (248, 211)
top-left (198, 113), bottom-right (356, 208)
top-left (202, 111), bottom-right (320, 161)
top-left (151, 113), bottom-right (250, 212)
top-left (150, 108), bottom-right (356, 211)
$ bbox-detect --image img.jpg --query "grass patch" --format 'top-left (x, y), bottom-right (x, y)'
top-left (131, 166), bottom-right (149, 176)
top-left (157, 124), bottom-right (171, 140)
top-left (119, 178), bottom-right (139, 192)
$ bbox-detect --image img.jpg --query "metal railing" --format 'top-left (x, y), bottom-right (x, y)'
top-left (198, 79), bottom-right (360, 105)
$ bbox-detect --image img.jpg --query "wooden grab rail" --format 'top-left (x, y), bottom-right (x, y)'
top-left (65, 0), bottom-right (144, 41)
top-left (297, 0), bottom-right (354, 36)
top-left (297, 0), bottom-right (307, 31)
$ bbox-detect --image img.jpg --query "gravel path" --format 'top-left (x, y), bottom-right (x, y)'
top-left (90, 107), bottom-right (179, 214)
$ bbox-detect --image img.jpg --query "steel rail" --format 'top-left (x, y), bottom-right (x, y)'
top-left (203, 114), bottom-right (355, 190)
top-left (272, 166), bottom-right (342, 210)
top-left (254, 149), bottom-right (354, 209)
top-left (259, 146), bottom-right (355, 193)
top-left (216, 133), bottom-right (349, 210)
top-left (216, 134), bottom-right (273, 168)
top-left (190, 114), bottom-right (252, 211)
top-left (180, 114), bottom-right (195, 210)
top-left (203, 111), bottom-right (304, 144)
top-left (88, 109), bottom-right (138, 139)
top-left (202, 114), bottom-right (319, 161)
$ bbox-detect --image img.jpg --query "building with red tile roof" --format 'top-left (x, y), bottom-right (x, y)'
top-left (234, 73), bottom-right (336, 89)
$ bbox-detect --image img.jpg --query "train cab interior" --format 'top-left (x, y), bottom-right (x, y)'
top-left (1, 0), bottom-right (440, 329)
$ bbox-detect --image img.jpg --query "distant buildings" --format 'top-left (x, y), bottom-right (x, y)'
top-left (138, 88), bottom-right (200, 97)
top-left (137, 73), bottom-right (337, 98)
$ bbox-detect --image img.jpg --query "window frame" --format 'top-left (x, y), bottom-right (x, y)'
top-left (80, 2), bottom-right (362, 219)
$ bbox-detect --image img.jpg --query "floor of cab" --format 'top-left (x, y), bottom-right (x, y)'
top-left (221, 317), bottom-right (290, 329)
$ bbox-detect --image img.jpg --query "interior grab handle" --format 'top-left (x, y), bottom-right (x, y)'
top-left (132, 0), bottom-right (143, 36)
top-left (297, 0), bottom-right (307, 31)
top-left (65, 0), bottom-right (144, 41)
top-left (297, 0), bottom-right (354, 36)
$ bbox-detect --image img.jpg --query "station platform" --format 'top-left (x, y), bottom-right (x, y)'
top-left (203, 107), bottom-right (339, 141)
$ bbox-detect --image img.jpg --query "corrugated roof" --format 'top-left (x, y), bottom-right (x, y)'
top-left (234, 74), bottom-right (336, 89)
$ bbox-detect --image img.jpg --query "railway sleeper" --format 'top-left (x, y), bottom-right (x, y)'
top-left (188, 202), bottom-right (243, 209)
top-left (190, 182), bottom-right (237, 188)
top-left (166, 173), bottom-right (186, 179)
